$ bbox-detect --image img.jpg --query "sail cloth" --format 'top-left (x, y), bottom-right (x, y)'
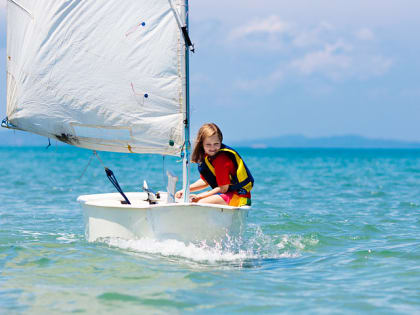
top-left (6, 0), bottom-right (186, 156)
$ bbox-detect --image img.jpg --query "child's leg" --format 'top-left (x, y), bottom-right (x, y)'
top-left (197, 194), bottom-right (228, 205)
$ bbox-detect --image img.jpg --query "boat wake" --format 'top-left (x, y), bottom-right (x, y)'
top-left (104, 237), bottom-right (248, 263)
top-left (101, 226), bottom-right (318, 266)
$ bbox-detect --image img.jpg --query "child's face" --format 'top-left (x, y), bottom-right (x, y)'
top-left (203, 134), bottom-right (221, 157)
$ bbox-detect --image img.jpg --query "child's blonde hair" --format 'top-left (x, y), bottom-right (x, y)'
top-left (191, 123), bottom-right (223, 163)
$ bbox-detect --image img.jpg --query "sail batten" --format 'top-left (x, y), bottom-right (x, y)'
top-left (6, 0), bottom-right (186, 156)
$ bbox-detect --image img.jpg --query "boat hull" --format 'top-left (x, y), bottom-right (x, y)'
top-left (78, 192), bottom-right (249, 243)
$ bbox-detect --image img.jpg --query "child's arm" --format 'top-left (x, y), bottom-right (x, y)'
top-left (175, 178), bottom-right (208, 198)
top-left (190, 178), bottom-right (209, 192)
top-left (190, 184), bottom-right (229, 202)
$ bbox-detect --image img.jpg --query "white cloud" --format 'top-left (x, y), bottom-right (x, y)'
top-left (292, 21), bottom-right (334, 47)
top-left (363, 55), bottom-right (393, 77)
top-left (234, 68), bottom-right (283, 92)
top-left (290, 41), bottom-right (352, 79)
top-left (356, 28), bottom-right (374, 41)
top-left (192, 1), bottom-right (420, 31)
top-left (229, 34), bottom-right (393, 92)
top-left (225, 16), bottom-right (393, 87)
top-left (228, 15), bottom-right (290, 40)
top-left (290, 43), bottom-right (392, 81)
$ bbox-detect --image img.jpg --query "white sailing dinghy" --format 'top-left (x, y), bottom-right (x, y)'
top-left (3, 0), bottom-right (250, 243)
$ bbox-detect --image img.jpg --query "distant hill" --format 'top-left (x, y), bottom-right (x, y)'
top-left (232, 134), bottom-right (420, 149)
top-left (2, 129), bottom-right (420, 149)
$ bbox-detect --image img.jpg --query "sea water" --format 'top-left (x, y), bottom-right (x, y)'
top-left (0, 146), bottom-right (419, 314)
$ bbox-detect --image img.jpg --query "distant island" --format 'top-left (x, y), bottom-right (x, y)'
top-left (232, 134), bottom-right (420, 149)
top-left (1, 129), bottom-right (420, 149)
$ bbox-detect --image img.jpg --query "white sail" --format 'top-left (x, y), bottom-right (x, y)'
top-left (6, 0), bottom-right (186, 155)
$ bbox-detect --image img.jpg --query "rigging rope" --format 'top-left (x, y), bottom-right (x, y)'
top-left (78, 151), bottom-right (96, 181)
top-left (104, 168), bottom-right (131, 205)
top-left (79, 151), bottom-right (131, 204)
top-left (93, 151), bottom-right (106, 168)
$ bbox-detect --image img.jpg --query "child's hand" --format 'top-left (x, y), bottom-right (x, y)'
top-left (190, 194), bottom-right (201, 203)
top-left (175, 190), bottom-right (183, 199)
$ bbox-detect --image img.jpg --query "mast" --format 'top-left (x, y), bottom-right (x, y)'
top-left (182, 0), bottom-right (191, 203)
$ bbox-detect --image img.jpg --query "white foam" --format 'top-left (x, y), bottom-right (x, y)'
top-left (102, 230), bottom-right (311, 263)
top-left (56, 233), bottom-right (77, 243)
top-left (276, 234), bottom-right (319, 250)
top-left (105, 237), bottom-right (250, 263)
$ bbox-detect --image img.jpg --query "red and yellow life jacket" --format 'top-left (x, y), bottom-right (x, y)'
top-left (198, 144), bottom-right (254, 196)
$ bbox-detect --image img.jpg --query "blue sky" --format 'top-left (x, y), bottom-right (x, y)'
top-left (1, 1), bottom-right (420, 142)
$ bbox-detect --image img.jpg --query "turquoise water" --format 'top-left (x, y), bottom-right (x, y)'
top-left (1, 147), bottom-right (419, 314)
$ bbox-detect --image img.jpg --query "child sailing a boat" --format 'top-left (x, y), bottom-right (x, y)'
top-left (175, 123), bottom-right (254, 207)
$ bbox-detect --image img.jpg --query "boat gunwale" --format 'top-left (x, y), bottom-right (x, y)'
top-left (78, 193), bottom-right (251, 211)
